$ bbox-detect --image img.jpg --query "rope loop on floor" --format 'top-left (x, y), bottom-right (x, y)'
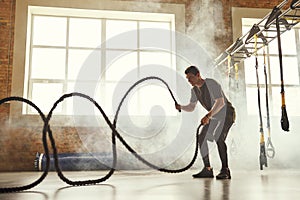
top-left (0, 97), bottom-right (49, 193)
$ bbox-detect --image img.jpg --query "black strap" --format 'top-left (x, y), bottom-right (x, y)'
top-left (263, 47), bottom-right (275, 159)
top-left (254, 35), bottom-right (268, 170)
top-left (276, 18), bottom-right (290, 132)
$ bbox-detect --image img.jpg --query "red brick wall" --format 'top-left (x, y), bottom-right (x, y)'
top-left (0, 0), bottom-right (287, 171)
top-left (0, 0), bottom-right (14, 100)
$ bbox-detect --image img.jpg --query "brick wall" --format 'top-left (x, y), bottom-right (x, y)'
top-left (0, 0), bottom-right (14, 100)
top-left (0, 0), bottom-right (287, 171)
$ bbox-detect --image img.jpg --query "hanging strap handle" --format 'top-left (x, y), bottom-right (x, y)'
top-left (263, 46), bottom-right (276, 158)
top-left (276, 17), bottom-right (290, 132)
top-left (254, 34), bottom-right (268, 170)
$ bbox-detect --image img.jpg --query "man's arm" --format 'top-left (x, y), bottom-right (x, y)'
top-left (206, 97), bottom-right (225, 118)
top-left (175, 102), bottom-right (197, 112)
top-left (201, 97), bottom-right (225, 125)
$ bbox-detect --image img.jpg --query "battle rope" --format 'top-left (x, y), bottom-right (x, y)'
top-left (276, 17), bottom-right (290, 132)
top-left (254, 34), bottom-right (268, 170)
top-left (0, 76), bottom-right (201, 193)
top-left (0, 97), bottom-right (50, 193)
top-left (113, 76), bottom-right (197, 173)
top-left (45, 92), bottom-right (117, 186)
top-left (263, 47), bottom-right (275, 158)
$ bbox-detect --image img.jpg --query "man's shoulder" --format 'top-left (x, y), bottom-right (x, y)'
top-left (205, 78), bottom-right (216, 82)
top-left (205, 78), bottom-right (219, 86)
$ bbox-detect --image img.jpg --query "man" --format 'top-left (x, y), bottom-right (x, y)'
top-left (175, 66), bottom-right (235, 179)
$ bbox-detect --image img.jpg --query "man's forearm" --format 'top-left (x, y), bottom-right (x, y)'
top-left (207, 98), bottom-right (225, 118)
top-left (181, 102), bottom-right (196, 112)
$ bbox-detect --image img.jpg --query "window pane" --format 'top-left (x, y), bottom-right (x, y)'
top-left (140, 51), bottom-right (171, 67)
top-left (66, 82), bottom-right (100, 115)
top-left (140, 21), bottom-right (170, 29)
top-left (139, 22), bottom-right (171, 50)
top-left (106, 20), bottom-right (137, 49)
top-left (31, 48), bottom-right (66, 79)
top-left (242, 18), bottom-right (261, 31)
top-left (68, 49), bottom-right (101, 81)
top-left (30, 83), bottom-right (63, 114)
top-left (105, 51), bottom-right (138, 81)
top-left (268, 30), bottom-right (297, 55)
top-left (242, 25), bottom-right (251, 35)
top-left (68, 81), bottom-right (139, 116)
top-left (26, 9), bottom-right (176, 117)
top-left (33, 16), bottom-right (67, 46)
top-left (244, 56), bottom-right (266, 85)
top-left (69, 18), bottom-right (102, 48)
top-left (139, 84), bottom-right (176, 116)
top-left (99, 82), bottom-right (139, 116)
top-left (246, 87), bottom-right (267, 116)
top-left (272, 87), bottom-right (300, 116)
top-left (269, 56), bottom-right (299, 85)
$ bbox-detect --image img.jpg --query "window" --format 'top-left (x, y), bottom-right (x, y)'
top-left (23, 6), bottom-right (177, 117)
top-left (242, 18), bottom-right (300, 116)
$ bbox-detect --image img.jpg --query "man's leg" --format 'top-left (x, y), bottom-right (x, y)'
top-left (193, 121), bottom-right (218, 178)
top-left (199, 125), bottom-right (211, 168)
top-left (216, 138), bottom-right (229, 169)
top-left (215, 113), bottom-right (235, 179)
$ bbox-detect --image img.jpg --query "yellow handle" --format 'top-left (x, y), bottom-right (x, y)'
top-left (281, 90), bottom-right (286, 106)
top-left (254, 34), bottom-right (258, 55)
top-left (234, 63), bottom-right (239, 80)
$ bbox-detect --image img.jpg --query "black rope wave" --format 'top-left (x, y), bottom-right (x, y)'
top-left (0, 97), bottom-right (50, 193)
top-left (0, 76), bottom-right (202, 193)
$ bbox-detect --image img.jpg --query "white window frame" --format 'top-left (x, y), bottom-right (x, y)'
top-left (11, 0), bottom-right (185, 126)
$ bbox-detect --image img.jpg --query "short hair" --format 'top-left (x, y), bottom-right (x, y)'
top-left (185, 66), bottom-right (199, 75)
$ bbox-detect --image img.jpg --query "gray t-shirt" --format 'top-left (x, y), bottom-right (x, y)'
top-left (190, 78), bottom-right (234, 119)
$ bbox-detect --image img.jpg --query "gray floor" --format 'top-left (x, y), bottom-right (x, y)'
top-left (1, 170), bottom-right (300, 200)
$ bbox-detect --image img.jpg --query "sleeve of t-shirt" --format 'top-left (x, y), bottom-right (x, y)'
top-left (207, 79), bottom-right (223, 100)
top-left (190, 88), bottom-right (198, 103)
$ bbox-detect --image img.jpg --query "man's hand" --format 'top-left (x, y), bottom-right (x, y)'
top-left (201, 114), bottom-right (211, 125)
top-left (175, 103), bottom-right (181, 111)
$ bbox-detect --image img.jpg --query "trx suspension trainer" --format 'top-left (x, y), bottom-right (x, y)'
top-left (254, 34), bottom-right (268, 170)
top-left (264, 5), bottom-right (290, 132)
top-left (263, 47), bottom-right (275, 159)
top-left (276, 17), bottom-right (290, 132)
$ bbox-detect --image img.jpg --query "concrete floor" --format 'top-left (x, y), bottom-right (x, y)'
top-left (1, 170), bottom-right (300, 200)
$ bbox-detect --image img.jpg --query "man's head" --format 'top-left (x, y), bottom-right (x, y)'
top-left (185, 66), bottom-right (199, 76)
top-left (185, 66), bottom-right (201, 86)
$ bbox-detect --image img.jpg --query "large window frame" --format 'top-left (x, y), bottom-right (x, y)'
top-left (25, 8), bottom-right (176, 116)
top-left (11, 0), bottom-right (185, 126)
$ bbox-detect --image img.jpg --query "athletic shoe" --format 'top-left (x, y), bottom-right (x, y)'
top-left (216, 168), bottom-right (231, 179)
top-left (192, 167), bottom-right (214, 178)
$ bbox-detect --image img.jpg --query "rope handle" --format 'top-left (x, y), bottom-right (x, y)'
top-left (266, 136), bottom-right (275, 159)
